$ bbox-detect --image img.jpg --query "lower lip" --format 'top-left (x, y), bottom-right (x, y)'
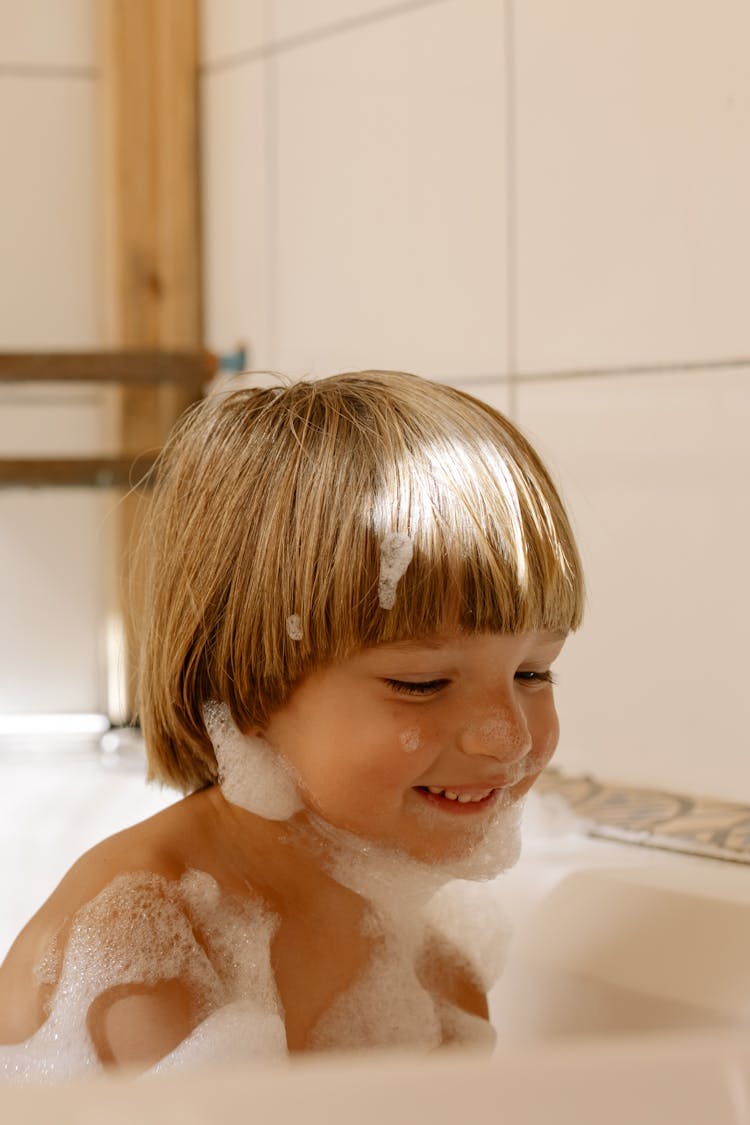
top-left (413, 787), bottom-right (503, 814)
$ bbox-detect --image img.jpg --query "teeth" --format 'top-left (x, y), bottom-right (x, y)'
top-left (424, 786), bottom-right (494, 803)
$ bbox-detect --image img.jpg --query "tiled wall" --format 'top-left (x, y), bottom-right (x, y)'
top-left (0, 0), bottom-right (109, 714)
top-left (201, 0), bottom-right (750, 803)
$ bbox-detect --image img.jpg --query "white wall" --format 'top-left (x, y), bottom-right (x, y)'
top-left (0, 0), bottom-right (111, 716)
top-left (200, 0), bottom-right (750, 803)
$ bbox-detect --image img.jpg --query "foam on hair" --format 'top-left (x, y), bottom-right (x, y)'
top-left (285, 614), bottom-right (303, 642)
top-left (378, 532), bottom-right (414, 610)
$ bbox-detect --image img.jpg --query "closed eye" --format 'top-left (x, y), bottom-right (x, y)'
top-left (384, 679), bottom-right (450, 697)
top-left (515, 670), bottom-right (556, 686)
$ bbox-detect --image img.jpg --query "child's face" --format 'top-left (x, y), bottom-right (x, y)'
top-left (262, 630), bottom-right (566, 864)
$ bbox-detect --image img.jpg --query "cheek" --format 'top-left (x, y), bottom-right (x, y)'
top-left (527, 700), bottom-right (560, 771)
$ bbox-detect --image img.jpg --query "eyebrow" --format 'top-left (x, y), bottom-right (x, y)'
top-left (381, 639), bottom-right (449, 653)
top-left (381, 630), bottom-right (568, 654)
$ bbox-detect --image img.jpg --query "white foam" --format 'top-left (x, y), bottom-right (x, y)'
top-left (150, 1001), bottom-right (287, 1072)
top-left (408, 792), bottom-right (525, 882)
top-left (300, 803), bottom-right (519, 1050)
top-left (285, 614), bottom-right (303, 641)
top-left (0, 870), bottom-right (283, 1083)
top-left (399, 727), bottom-right (421, 754)
top-left (470, 707), bottom-right (532, 757)
top-left (204, 701), bottom-right (304, 820)
top-left (1, 743), bottom-right (521, 1077)
top-left (378, 532), bottom-right (414, 610)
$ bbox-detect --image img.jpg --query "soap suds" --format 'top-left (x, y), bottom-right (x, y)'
top-left (469, 707), bottom-right (532, 757)
top-left (204, 701), bottom-right (304, 821)
top-left (32, 928), bottom-right (62, 988)
top-left (409, 792), bottom-right (525, 882)
top-left (150, 1001), bottom-right (288, 1072)
top-left (399, 728), bottom-right (421, 754)
top-left (285, 614), bottom-right (303, 641)
top-left (0, 870), bottom-right (283, 1083)
top-left (2, 732), bottom-right (523, 1079)
top-left (302, 811), bottom-right (516, 1050)
top-left (378, 532), bottom-right (414, 610)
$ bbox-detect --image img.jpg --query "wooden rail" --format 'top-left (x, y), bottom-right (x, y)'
top-left (0, 350), bottom-right (209, 488)
top-left (0, 350), bottom-right (213, 388)
top-left (0, 456), bottom-right (158, 489)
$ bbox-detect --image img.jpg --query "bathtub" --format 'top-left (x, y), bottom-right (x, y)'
top-left (1, 742), bottom-right (749, 1122)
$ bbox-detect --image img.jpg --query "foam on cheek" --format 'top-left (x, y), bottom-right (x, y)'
top-left (378, 532), bottom-right (414, 610)
top-left (204, 701), bottom-right (304, 821)
top-left (399, 727), bottom-right (421, 754)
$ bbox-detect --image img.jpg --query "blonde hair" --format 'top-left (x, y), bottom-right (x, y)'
top-left (137, 370), bottom-right (584, 791)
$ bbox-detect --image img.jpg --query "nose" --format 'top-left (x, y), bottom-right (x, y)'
top-left (458, 700), bottom-right (532, 764)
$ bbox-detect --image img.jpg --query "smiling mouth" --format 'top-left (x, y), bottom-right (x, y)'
top-left (422, 785), bottom-right (494, 803)
top-left (414, 785), bottom-right (500, 809)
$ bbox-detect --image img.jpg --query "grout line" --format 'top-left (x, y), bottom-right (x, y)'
top-left (263, 0), bottom-right (280, 370)
top-left (503, 0), bottom-right (519, 422)
top-left (440, 356), bottom-right (750, 388)
top-left (0, 64), bottom-right (96, 80)
top-left (0, 395), bottom-right (103, 407)
top-left (201, 0), bottom-right (451, 75)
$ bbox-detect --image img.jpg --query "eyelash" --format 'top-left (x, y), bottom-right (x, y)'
top-left (385, 670), bottom-right (556, 696)
top-left (385, 679), bottom-right (449, 696)
top-left (515, 670), bottom-right (557, 686)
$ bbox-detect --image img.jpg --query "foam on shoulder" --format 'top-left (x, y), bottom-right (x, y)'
top-left (0, 869), bottom-right (285, 1083)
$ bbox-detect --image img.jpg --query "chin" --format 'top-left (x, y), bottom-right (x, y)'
top-left (399, 798), bottom-right (527, 882)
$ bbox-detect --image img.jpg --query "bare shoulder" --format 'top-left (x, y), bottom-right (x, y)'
top-left (0, 791), bottom-right (207, 1051)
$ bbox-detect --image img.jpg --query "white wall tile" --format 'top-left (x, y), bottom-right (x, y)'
top-left (0, 386), bottom-right (117, 456)
top-left (200, 0), bottom-right (264, 67)
top-left (0, 57), bottom-right (107, 716)
top-left (201, 62), bottom-right (272, 368)
top-left (273, 0), bottom-right (437, 43)
top-left (0, 77), bottom-right (100, 348)
top-left (443, 376), bottom-right (511, 417)
top-left (0, 492), bottom-right (109, 713)
top-left (0, 0), bottom-right (94, 68)
top-left (517, 370), bottom-right (750, 803)
top-left (274, 0), bottom-right (507, 379)
top-left (515, 0), bottom-right (750, 372)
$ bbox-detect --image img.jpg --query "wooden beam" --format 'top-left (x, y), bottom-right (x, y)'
top-left (0, 457), bottom-right (158, 489)
top-left (100, 0), bottom-right (203, 415)
top-left (100, 0), bottom-right (202, 719)
top-left (0, 351), bottom-right (212, 387)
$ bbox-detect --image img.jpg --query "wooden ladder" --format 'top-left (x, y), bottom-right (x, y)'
top-left (0, 351), bottom-right (212, 489)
